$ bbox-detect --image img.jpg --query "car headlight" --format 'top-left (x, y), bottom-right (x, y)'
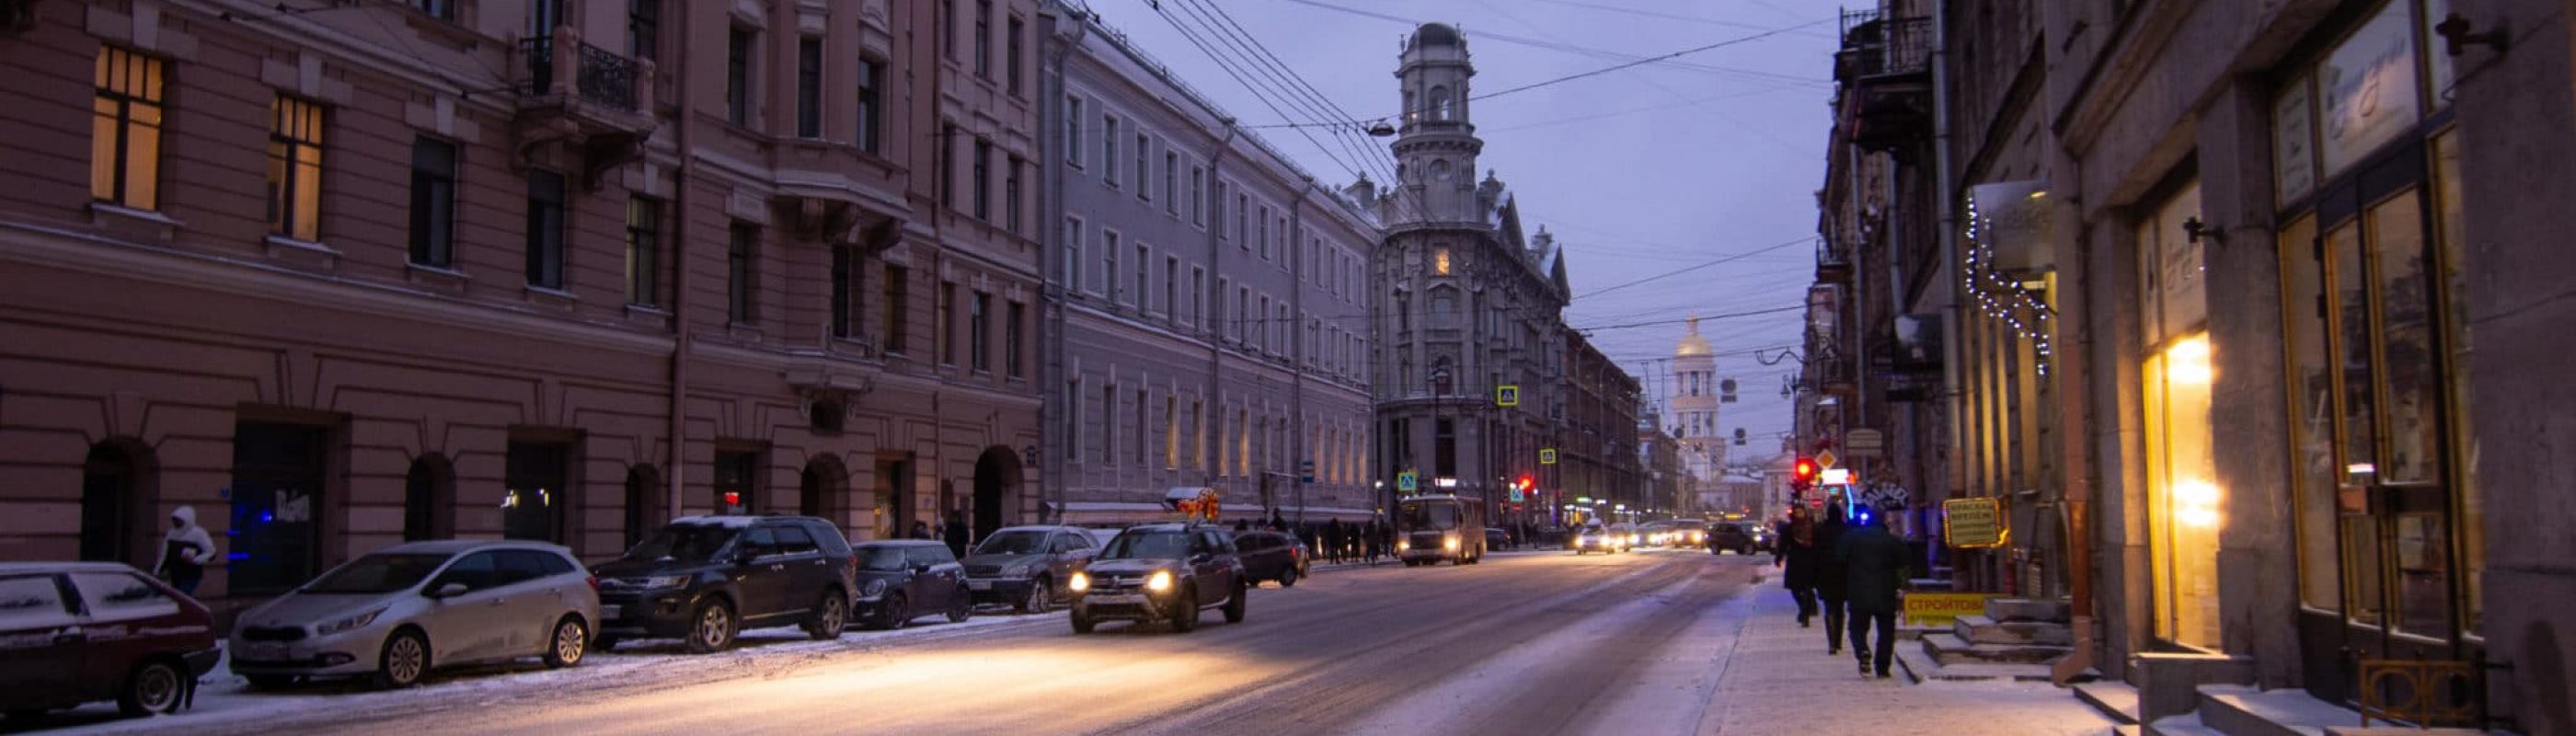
top-left (864, 579), bottom-right (889, 597)
top-left (1145, 570), bottom-right (1174, 592)
top-left (1443, 535), bottom-right (1460, 552)
top-left (1067, 571), bottom-right (1090, 592)
top-left (1397, 539), bottom-right (1410, 552)
top-left (316, 607), bottom-right (385, 636)
top-left (638, 575), bottom-right (689, 589)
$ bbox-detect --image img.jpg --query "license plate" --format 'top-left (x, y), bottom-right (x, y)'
top-left (599, 604), bottom-right (622, 619)
top-left (967, 580), bottom-right (994, 591)
top-left (244, 642), bottom-right (286, 661)
top-left (1087, 593), bottom-right (1143, 604)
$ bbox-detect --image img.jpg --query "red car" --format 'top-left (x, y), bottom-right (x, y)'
top-left (0, 562), bottom-right (221, 719)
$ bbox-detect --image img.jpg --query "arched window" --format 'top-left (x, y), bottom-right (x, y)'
top-left (1428, 86), bottom-right (1452, 121)
top-left (1430, 287), bottom-right (1459, 328)
top-left (402, 454), bottom-right (455, 542)
top-left (80, 443), bottom-right (151, 562)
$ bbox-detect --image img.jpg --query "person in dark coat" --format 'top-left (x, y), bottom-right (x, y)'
top-left (1322, 521), bottom-right (1344, 564)
top-left (1836, 500), bottom-right (1911, 679)
top-left (1813, 500), bottom-right (1853, 654)
top-left (944, 515), bottom-right (972, 558)
top-left (911, 520), bottom-right (935, 540)
top-left (1235, 518), bottom-right (1250, 533)
top-left (1774, 506), bottom-right (1822, 627)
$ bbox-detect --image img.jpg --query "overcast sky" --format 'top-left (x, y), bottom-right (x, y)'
top-left (1086, 0), bottom-right (1838, 457)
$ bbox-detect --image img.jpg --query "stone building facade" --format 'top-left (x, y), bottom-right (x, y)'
top-left (1037, 7), bottom-right (1377, 524)
top-left (1811, 0), bottom-right (2574, 730)
top-left (1670, 317), bottom-right (1728, 489)
top-left (1, 0), bottom-right (1043, 604)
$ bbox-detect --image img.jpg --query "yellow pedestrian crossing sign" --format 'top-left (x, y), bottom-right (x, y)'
top-left (1496, 385), bottom-right (1520, 407)
top-left (1539, 448), bottom-right (1558, 465)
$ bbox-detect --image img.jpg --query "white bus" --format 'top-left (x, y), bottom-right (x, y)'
top-left (1396, 494), bottom-right (1486, 566)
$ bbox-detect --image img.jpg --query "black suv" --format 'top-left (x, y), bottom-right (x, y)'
top-left (592, 515), bottom-right (857, 652)
top-left (1708, 521), bottom-right (1775, 556)
top-left (1068, 523), bottom-right (1248, 634)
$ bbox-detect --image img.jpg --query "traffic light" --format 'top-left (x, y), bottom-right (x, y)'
top-left (1793, 456), bottom-right (1819, 483)
top-left (1516, 475), bottom-right (1535, 491)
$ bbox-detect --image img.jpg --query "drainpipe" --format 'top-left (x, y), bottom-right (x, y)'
top-left (1040, 6), bottom-right (1089, 523)
top-left (1203, 122), bottom-right (1238, 510)
top-left (1926, 0), bottom-right (1963, 580)
top-left (1289, 175), bottom-right (1314, 525)
top-left (664, 6), bottom-right (698, 525)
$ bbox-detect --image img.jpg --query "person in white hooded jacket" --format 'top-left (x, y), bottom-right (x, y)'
top-left (154, 505), bottom-right (217, 595)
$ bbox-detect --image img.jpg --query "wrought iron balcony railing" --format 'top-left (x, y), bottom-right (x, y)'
top-left (523, 32), bottom-right (643, 112)
top-left (1834, 10), bottom-right (1934, 83)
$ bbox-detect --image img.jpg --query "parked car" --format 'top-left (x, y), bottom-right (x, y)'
top-left (853, 541), bottom-right (972, 629)
top-left (1484, 527), bottom-right (1512, 551)
top-left (231, 541), bottom-right (596, 689)
top-left (1708, 521), bottom-right (1775, 555)
top-left (1232, 530), bottom-right (1306, 587)
top-left (592, 515), bottom-right (856, 653)
top-left (1572, 525), bottom-right (1621, 555)
top-left (960, 524), bottom-right (1097, 614)
top-left (1067, 523), bottom-right (1248, 634)
top-left (0, 562), bottom-right (220, 719)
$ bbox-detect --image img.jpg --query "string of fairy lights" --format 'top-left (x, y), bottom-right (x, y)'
top-left (1959, 189), bottom-right (2056, 377)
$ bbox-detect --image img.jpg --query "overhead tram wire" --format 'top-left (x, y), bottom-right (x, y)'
top-left (1573, 236), bottom-right (1808, 300)
top-left (1277, 0), bottom-right (1829, 86)
top-left (1462, 19), bottom-right (1832, 103)
top-left (1571, 305), bottom-right (1807, 335)
top-left (1167, 0), bottom-right (1401, 190)
top-left (1145, 5), bottom-right (1371, 181)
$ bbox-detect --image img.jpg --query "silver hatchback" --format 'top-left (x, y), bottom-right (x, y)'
top-left (230, 540), bottom-right (599, 689)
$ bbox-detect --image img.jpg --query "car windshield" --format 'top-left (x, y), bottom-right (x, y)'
top-left (974, 531), bottom-right (1049, 556)
top-left (1100, 532), bottom-right (1190, 560)
top-left (1676, 521), bottom-right (1708, 531)
top-left (302, 553), bottom-right (452, 594)
top-left (625, 524), bottom-right (739, 563)
top-left (1398, 501), bottom-right (1460, 530)
top-left (858, 546), bottom-right (913, 571)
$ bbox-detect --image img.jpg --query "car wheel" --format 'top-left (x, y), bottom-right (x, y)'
top-left (1070, 610), bottom-right (1096, 634)
top-left (115, 658), bottom-right (185, 716)
top-left (877, 592), bottom-right (911, 630)
top-left (243, 674), bottom-right (299, 690)
top-left (1167, 588), bottom-right (1199, 633)
top-left (1019, 579), bottom-right (1051, 615)
top-left (373, 629), bottom-right (431, 689)
top-left (1222, 581), bottom-right (1247, 624)
top-left (544, 615), bottom-right (588, 669)
top-left (685, 599), bottom-right (738, 653)
top-left (1278, 567), bottom-right (1298, 588)
top-left (592, 636), bottom-right (620, 652)
top-left (806, 590), bottom-right (849, 640)
top-left (947, 587), bottom-right (972, 623)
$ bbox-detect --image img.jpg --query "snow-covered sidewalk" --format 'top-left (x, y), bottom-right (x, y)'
top-left (1696, 566), bottom-right (2116, 736)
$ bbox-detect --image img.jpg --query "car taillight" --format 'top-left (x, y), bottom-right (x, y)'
top-left (586, 575), bottom-right (599, 591)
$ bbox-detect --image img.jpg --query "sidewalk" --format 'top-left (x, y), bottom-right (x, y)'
top-left (1699, 567), bottom-right (2115, 736)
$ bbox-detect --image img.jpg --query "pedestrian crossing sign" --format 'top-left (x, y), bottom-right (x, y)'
top-left (1539, 448), bottom-right (1558, 465)
top-left (1496, 385), bottom-right (1520, 407)
top-left (1397, 471), bottom-right (1419, 492)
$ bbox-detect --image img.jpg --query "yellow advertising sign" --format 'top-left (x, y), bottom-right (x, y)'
top-left (1903, 592), bottom-right (1999, 627)
top-left (1942, 497), bottom-right (2007, 548)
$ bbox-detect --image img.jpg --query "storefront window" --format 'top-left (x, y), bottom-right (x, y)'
top-left (2279, 215), bottom-right (2340, 611)
top-left (2138, 182), bottom-right (2222, 650)
top-left (2317, 1), bottom-right (2420, 178)
top-left (503, 441), bottom-right (569, 542)
top-left (229, 423), bottom-right (329, 594)
top-left (2431, 131), bottom-right (2479, 635)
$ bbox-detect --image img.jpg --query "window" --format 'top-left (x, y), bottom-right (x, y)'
top-left (1190, 167), bottom-right (1206, 224)
top-left (266, 96), bottom-right (325, 241)
top-left (1100, 384), bottom-right (1116, 464)
top-left (941, 0), bottom-right (959, 61)
top-left (1064, 215), bottom-right (1085, 290)
top-left (972, 138), bottom-right (992, 220)
top-left (823, 241), bottom-right (860, 335)
top-left (973, 0), bottom-right (992, 78)
top-left (1135, 388), bottom-right (1147, 465)
top-left (1191, 399), bottom-right (1205, 471)
top-left (1214, 277), bottom-right (1230, 334)
top-left (1164, 152), bottom-right (1179, 213)
top-left (1258, 206), bottom-right (1271, 260)
top-left (1164, 395), bottom-right (1179, 469)
top-left (1064, 96), bottom-right (1084, 166)
top-left (402, 457), bottom-right (453, 542)
top-left (1006, 17), bottom-right (1026, 96)
top-left (970, 290), bottom-right (992, 372)
top-left (1135, 133), bottom-right (1151, 201)
top-left (69, 572), bottom-right (178, 620)
top-left (1005, 155), bottom-right (1023, 233)
top-left (1101, 230), bottom-right (1120, 297)
top-left (938, 281), bottom-right (959, 365)
top-left (91, 47), bottom-right (165, 210)
top-left (408, 137), bottom-right (456, 267)
top-left (524, 170), bottom-right (567, 289)
top-left (616, 198), bottom-right (668, 309)
top-left (1434, 419), bottom-right (1457, 477)
top-left (1257, 295), bottom-right (1271, 351)
top-left (1102, 115), bottom-right (1120, 188)
top-left (796, 38), bottom-right (822, 138)
top-left (2136, 181), bottom-right (2218, 649)
top-left (1428, 86), bottom-right (1452, 121)
top-left (623, 466), bottom-right (656, 548)
top-left (882, 264), bottom-right (911, 353)
top-left (737, 224), bottom-right (765, 326)
top-left (1236, 287), bottom-right (1249, 341)
top-left (1190, 268), bottom-right (1205, 328)
top-left (1133, 243), bottom-right (1148, 309)
top-left (1163, 256), bottom-right (1178, 320)
top-left (504, 441), bottom-right (570, 541)
top-left (714, 449), bottom-right (758, 514)
top-left (1236, 410), bottom-right (1251, 476)
top-left (626, 0), bottom-right (659, 61)
top-left (726, 28), bottom-right (753, 125)
top-left (856, 59), bottom-right (882, 153)
top-left (1235, 192), bottom-right (1248, 244)
top-left (1275, 305), bottom-right (1290, 356)
top-left (416, 0), bottom-right (457, 21)
top-left (1006, 301), bottom-right (1025, 378)
top-left (1068, 378), bottom-right (1087, 465)
top-left (939, 123), bottom-right (958, 208)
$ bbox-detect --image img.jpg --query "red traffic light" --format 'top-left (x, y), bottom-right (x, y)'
top-left (1793, 457), bottom-right (1819, 481)
top-left (1515, 475), bottom-right (1535, 490)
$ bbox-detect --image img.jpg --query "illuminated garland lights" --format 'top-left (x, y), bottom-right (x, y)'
top-left (1960, 193), bottom-right (2057, 377)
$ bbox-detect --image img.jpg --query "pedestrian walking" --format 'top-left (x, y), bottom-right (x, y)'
top-left (911, 520), bottom-right (935, 540)
top-left (1836, 500), bottom-right (1911, 679)
top-left (1363, 520), bottom-right (1381, 563)
top-left (944, 514), bottom-right (972, 558)
top-left (1814, 500), bottom-right (1853, 655)
top-left (1775, 505), bottom-right (1822, 627)
top-left (153, 505), bottom-right (217, 596)
top-left (1320, 521), bottom-right (1341, 565)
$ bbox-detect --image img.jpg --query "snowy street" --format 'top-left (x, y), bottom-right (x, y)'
top-left (19, 549), bottom-right (1774, 736)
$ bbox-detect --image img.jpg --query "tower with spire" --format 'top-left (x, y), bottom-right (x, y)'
top-left (1670, 316), bottom-right (1728, 504)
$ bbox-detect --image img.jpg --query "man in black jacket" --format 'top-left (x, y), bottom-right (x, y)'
top-left (1835, 500), bottom-right (1910, 679)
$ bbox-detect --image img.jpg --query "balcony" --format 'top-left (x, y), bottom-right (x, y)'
top-left (514, 26), bottom-right (658, 189)
top-left (1834, 10), bottom-right (1934, 153)
top-left (1814, 236), bottom-right (1853, 283)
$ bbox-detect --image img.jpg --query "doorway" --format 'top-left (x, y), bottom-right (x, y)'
top-left (972, 446), bottom-right (1021, 544)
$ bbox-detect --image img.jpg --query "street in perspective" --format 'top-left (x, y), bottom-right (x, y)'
top-left (0, 0), bottom-right (2567, 735)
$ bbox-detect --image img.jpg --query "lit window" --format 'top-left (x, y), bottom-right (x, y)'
top-left (91, 47), bottom-right (164, 210)
top-left (266, 96), bottom-right (326, 241)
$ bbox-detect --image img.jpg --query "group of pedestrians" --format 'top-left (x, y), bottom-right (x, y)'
top-left (1773, 498), bottom-right (1911, 679)
top-left (1305, 518), bottom-right (1391, 565)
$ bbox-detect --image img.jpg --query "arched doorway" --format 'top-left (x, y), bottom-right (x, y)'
top-left (972, 446), bottom-right (1022, 545)
top-left (80, 442), bottom-right (155, 563)
top-left (402, 454), bottom-right (456, 542)
top-left (799, 454), bottom-right (845, 523)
